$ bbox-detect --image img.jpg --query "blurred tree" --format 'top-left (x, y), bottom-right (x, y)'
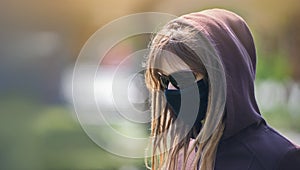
top-left (283, 11), bottom-right (300, 80)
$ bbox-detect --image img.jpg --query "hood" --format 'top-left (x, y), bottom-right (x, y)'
top-left (179, 9), bottom-right (264, 139)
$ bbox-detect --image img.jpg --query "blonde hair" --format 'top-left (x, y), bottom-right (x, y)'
top-left (144, 20), bottom-right (226, 170)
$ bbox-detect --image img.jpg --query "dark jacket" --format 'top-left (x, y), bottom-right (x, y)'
top-left (216, 122), bottom-right (300, 170)
top-left (178, 9), bottom-right (300, 169)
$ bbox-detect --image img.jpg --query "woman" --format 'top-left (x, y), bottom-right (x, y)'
top-left (144, 9), bottom-right (300, 170)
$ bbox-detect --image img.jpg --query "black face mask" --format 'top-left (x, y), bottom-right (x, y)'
top-left (164, 78), bottom-right (209, 132)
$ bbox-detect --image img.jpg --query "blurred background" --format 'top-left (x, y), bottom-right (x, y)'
top-left (0, 0), bottom-right (300, 169)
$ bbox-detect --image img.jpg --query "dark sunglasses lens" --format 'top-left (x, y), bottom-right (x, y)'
top-left (158, 71), bottom-right (195, 89)
top-left (169, 71), bottom-right (195, 88)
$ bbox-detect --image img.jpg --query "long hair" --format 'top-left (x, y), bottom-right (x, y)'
top-left (144, 21), bottom-right (226, 170)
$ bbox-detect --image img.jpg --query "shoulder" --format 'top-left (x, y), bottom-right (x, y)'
top-left (217, 123), bottom-right (298, 170)
top-left (238, 123), bottom-right (299, 169)
top-left (277, 147), bottom-right (300, 170)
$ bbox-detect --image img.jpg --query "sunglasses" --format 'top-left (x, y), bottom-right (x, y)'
top-left (157, 70), bottom-right (197, 89)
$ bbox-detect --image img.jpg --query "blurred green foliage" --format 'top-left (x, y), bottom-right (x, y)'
top-left (256, 48), bottom-right (300, 132)
top-left (0, 96), bottom-right (145, 170)
top-left (262, 105), bottom-right (300, 133)
top-left (256, 51), bottom-right (292, 81)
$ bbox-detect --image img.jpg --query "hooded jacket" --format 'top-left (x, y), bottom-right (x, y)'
top-left (176, 9), bottom-right (300, 170)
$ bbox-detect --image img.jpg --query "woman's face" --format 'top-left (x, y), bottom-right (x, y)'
top-left (159, 54), bottom-right (204, 90)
